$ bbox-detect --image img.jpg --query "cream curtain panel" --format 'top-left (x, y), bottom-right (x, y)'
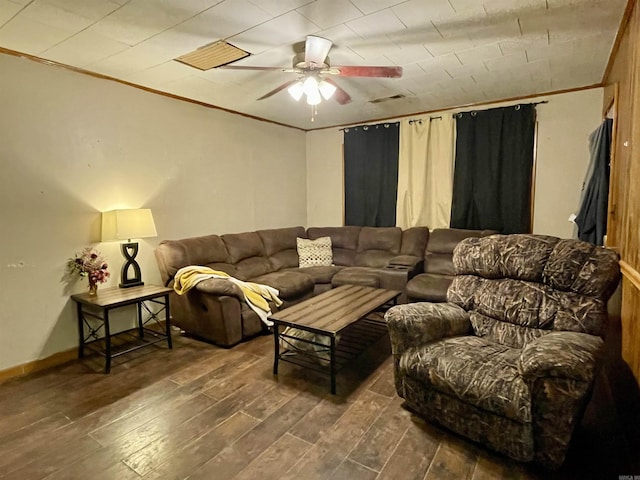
top-left (396, 116), bottom-right (456, 229)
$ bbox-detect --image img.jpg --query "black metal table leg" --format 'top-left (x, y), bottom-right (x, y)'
top-left (330, 335), bottom-right (337, 395)
top-left (77, 303), bottom-right (85, 358)
top-left (104, 309), bottom-right (111, 374)
top-left (137, 301), bottom-right (144, 339)
top-left (273, 323), bottom-right (279, 375)
top-left (165, 295), bottom-right (173, 349)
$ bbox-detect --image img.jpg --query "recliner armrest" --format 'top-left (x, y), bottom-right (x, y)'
top-left (193, 277), bottom-right (245, 299)
top-left (518, 331), bottom-right (603, 382)
top-left (385, 302), bottom-right (471, 356)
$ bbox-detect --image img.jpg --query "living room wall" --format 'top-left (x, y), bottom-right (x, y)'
top-left (306, 87), bottom-right (605, 238)
top-left (0, 53), bottom-right (307, 373)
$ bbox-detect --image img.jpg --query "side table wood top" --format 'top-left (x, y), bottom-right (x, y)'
top-left (71, 284), bottom-right (172, 308)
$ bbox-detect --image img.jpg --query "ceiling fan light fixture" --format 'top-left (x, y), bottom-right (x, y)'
top-left (303, 76), bottom-right (321, 105)
top-left (287, 80), bottom-right (304, 101)
top-left (318, 80), bottom-right (337, 100)
top-left (306, 88), bottom-right (321, 105)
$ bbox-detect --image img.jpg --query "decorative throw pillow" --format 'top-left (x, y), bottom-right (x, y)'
top-left (297, 236), bottom-right (333, 267)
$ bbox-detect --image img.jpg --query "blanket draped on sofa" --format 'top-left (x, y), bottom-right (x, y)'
top-left (173, 266), bottom-right (282, 326)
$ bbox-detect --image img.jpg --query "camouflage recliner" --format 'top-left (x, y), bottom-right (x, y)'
top-left (386, 234), bottom-right (620, 469)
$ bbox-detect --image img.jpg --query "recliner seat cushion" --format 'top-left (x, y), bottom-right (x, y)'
top-left (331, 267), bottom-right (380, 288)
top-left (250, 271), bottom-right (314, 300)
top-left (287, 265), bottom-right (343, 284)
top-left (406, 273), bottom-right (452, 302)
top-left (400, 336), bottom-right (531, 423)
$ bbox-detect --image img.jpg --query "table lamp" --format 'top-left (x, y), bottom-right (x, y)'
top-left (101, 208), bottom-right (157, 288)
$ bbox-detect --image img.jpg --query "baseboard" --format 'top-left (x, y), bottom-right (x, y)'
top-left (0, 348), bottom-right (78, 384)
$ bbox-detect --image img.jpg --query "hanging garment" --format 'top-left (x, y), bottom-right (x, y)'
top-left (574, 118), bottom-right (613, 246)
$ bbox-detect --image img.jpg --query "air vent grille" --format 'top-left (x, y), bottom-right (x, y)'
top-left (369, 94), bottom-right (406, 104)
top-left (175, 41), bottom-right (249, 71)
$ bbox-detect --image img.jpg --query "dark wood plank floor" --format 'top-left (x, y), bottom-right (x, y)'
top-left (1, 322), bottom-right (638, 480)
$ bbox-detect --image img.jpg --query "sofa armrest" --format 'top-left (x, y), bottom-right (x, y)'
top-left (385, 302), bottom-right (471, 356)
top-left (518, 331), bottom-right (603, 382)
top-left (194, 278), bottom-right (245, 299)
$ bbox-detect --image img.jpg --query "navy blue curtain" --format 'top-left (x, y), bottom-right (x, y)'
top-left (344, 122), bottom-right (399, 227)
top-left (575, 118), bottom-right (613, 245)
top-left (450, 104), bottom-right (536, 233)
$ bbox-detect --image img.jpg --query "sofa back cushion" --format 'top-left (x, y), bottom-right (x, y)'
top-left (400, 227), bottom-right (429, 257)
top-left (221, 231), bottom-right (272, 280)
top-left (154, 234), bottom-right (236, 286)
top-left (307, 226), bottom-right (361, 266)
top-left (448, 234), bottom-right (620, 348)
top-left (355, 227), bottom-right (402, 267)
top-left (257, 226), bottom-right (306, 271)
top-left (425, 228), bottom-right (494, 275)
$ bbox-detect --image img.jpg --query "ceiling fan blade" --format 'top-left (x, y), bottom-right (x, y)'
top-left (332, 66), bottom-right (403, 78)
top-left (304, 35), bottom-right (332, 66)
top-left (257, 79), bottom-right (299, 101)
top-left (324, 78), bottom-right (351, 105)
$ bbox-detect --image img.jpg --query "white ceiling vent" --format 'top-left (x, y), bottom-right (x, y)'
top-left (175, 41), bottom-right (250, 71)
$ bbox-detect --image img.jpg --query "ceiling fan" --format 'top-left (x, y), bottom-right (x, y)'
top-left (219, 35), bottom-right (403, 109)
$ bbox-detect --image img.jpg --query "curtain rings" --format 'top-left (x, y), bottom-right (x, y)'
top-left (471, 111), bottom-right (477, 117)
top-left (515, 104), bottom-right (521, 110)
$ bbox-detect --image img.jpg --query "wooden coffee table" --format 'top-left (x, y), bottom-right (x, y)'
top-left (270, 284), bottom-right (400, 394)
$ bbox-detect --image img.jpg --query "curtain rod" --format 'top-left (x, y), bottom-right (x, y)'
top-left (338, 121), bottom-right (399, 132)
top-left (340, 100), bottom-right (549, 130)
top-left (409, 100), bottom-right (549, 124)
top-left (409, 116), bottom-right (441, 125)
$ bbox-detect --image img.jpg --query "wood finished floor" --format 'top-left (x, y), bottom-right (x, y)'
top-left (1, 323), bottom-right (638, 480)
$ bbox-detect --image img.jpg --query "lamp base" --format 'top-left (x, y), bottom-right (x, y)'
top-left (120, 241), bottom-right (144, 289)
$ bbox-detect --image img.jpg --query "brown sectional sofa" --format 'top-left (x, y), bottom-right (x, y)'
top-left (407, 228), bottom-right (496, 302)
top-left (155, 225), bottom-right (430, 347)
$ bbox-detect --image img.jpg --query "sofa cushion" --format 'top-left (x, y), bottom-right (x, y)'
top-left (258, 227), bottom-right (306, 271)
top-left (296, 236), bottom-right (333, 267)
top-left (155, 235), bottom-right (235, 285)
top-left (307, 226), bottom-right (361, 266)
top-left (355, 227), bottom-right (402, 267)
top-left (400, 336), bottom-right (531, 423)
top-left (400, 227), bottom-right (430, 257)
top-left (331, 267), bottom-right (380, 288)
top-left (406, 273), bottom-right (452, 302)
top-left (424, 253), bottom-right (455, 275)
top-left (222, 232), bottom-right (272, 280)
top-left (250, 271), bottom-right (314, 300)
top-left (288, 265), bottom-right (343, 284)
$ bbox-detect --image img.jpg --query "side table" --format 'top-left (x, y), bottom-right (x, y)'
top-left (71, 284), bottom-right (173, 373)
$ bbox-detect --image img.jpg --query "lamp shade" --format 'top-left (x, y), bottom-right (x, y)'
top-left (101, 209), bottom-right (157, 242)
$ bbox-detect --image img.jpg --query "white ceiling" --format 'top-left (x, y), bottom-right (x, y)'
top-left (0, 0), bottom-right (627, 130)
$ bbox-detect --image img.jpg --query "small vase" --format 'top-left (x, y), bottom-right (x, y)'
top-left (88, 282), bottom-right (98, 296)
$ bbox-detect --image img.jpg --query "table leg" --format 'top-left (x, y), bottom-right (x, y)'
top-left (273, 324), bottom-right (279, 375)
top-left (104, 310), bottom-right (111, 374)
top-left (137, 301), bottom-right (144, 339)
top-left (330, 335), bottom-right (337, 395)
top-left (77, 303), bottom-right (85, 358)
top-left (165, 294), bottom-right (173, 349)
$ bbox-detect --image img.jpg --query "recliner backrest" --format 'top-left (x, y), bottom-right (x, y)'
top-left (355, 227), bottom-right (402, 267)
top-left (448, 234), bottom-right (620, 348)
